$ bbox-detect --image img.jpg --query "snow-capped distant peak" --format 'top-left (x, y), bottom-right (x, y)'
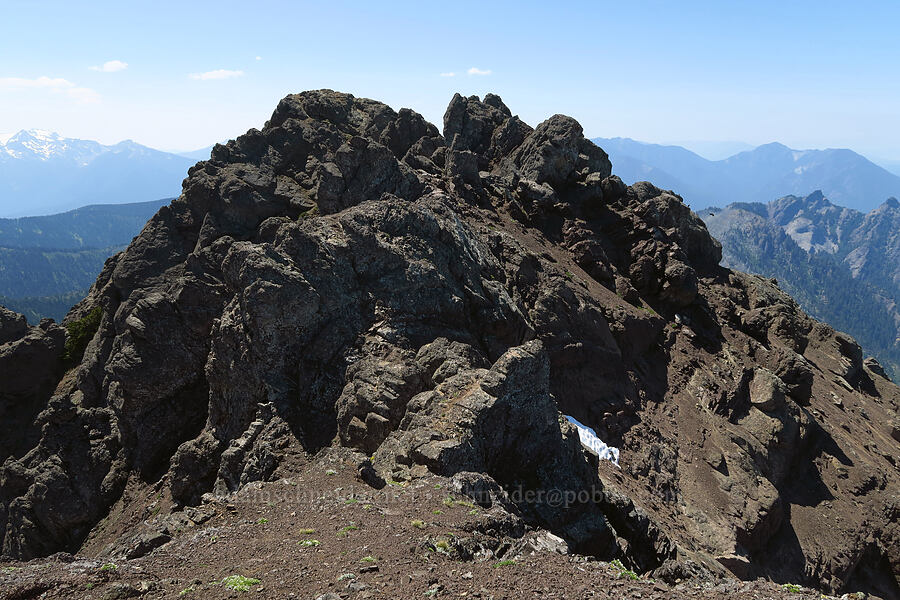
top-left (5, 130), bottom-right (66, 158)
top-left (1, 129), bottom-right (105, 162)
top-left (0, 132), bottom-right (16, 145)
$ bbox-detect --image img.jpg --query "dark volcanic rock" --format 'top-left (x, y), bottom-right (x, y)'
top-left (443, 93), bottom-right (512, 168)
top-left (1, 90), bottom-right (898, 598)
top-left (0, 311), bottom-right (65, 463)
top-left (0, 307), bottom-right (28, 345)
top-left (374, 340), bottom-right (617, 555)
top-left (510, 114), bottom-right (611, 188)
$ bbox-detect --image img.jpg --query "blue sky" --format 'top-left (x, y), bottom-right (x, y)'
top-left (1, 0), bottom-right (898, 160)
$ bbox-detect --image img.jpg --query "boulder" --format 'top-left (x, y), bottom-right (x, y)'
top-left (749, 368), bottom-right (788, 412)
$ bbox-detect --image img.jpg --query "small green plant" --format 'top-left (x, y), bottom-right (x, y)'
top-left (492, 560), bottom-right (516, 568)
top-left (99, 562), bottom-right (117, 572)
top-left (325, 468), bottom-right (337, 476)
top-left (337, 573), bottom-right (356, 581)
top-left (360, 556), bottom-right (377, 563)
top-left (222, 575), bottom-right (260, 592)
top-left (411, 519), bottom-right (426, 529)
top-left (434, 539), bottom-right (451, 554)
top-left (432, 509), bottom-right (443, 515)
top-left (179, 587), bottom-right (194, 597)
top-left (337, 522), bottom-right (359, 537)
top-left (256, 517), bottom-right (268, 524)
top-left (434, 483), bottom-right (442, 489)
top-left (781, 583), bottom-right (802, 593)
top-left (362, 504), bottom-right (373, 511)
top-left (424, 589), bottom-right (438, 597)
top-left (298, 539), bottom-right (321, 547)
top-left (298, 528), bottom-right (316, 534)
top-left (610, 559), bottom-right (639, 580)
top-left (468, 509), bottom-right (479, 515)
top-left (344, 497), bottom-right (358, 504)
top-left (85, 583), bottom-right (94, 590)
top-left (442, 496), bottom-right (476, 509)
top-left (63, 306), bottom-right (102, 363)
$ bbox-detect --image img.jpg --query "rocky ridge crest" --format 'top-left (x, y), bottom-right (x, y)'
top-left (0, 91), bottom-right (897, 597)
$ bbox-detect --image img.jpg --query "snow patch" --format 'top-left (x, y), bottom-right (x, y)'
top-left (565, 415), bottom-right (620, 467)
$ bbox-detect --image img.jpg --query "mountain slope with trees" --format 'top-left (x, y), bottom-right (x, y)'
top-left (701, 192), bottom-right (900, 379)
top-left (0, 199), bottom-right (169, 321)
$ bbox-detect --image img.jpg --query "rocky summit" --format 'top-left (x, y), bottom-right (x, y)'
top-left (1, 91), bottom-right (898, 599)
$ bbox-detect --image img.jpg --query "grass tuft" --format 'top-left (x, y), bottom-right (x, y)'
top-left (222, 575), bottom-right (260, 592)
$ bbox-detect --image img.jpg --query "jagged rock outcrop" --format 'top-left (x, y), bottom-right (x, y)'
top-left (1, 91), bottom-right (897, 598)
top-left (0, 309), bottom-right (65, 462)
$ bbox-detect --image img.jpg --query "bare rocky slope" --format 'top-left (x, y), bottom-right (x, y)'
top-left (1, 91), bottom-right (898, 598)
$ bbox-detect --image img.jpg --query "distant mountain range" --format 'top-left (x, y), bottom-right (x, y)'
top-left (700, 192), bottom-right (900, 379)
top-left (0, 199), bottom-right (169, 321)
top-left (0, 130), bottom-right (194, 217)
top-left (594, 137), bottom-right (900, 213)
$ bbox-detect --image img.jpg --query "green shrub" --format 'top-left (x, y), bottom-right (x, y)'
top-left (610, 559), bottom-right (639, 580)
top-left (63, 306), bottom-right (102, 363)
